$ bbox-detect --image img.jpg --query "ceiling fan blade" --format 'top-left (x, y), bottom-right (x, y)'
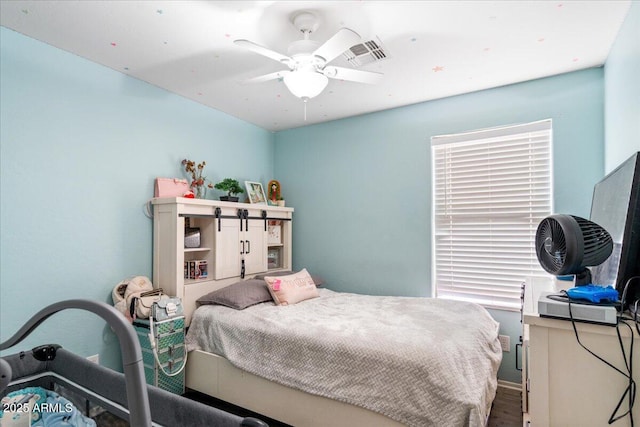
top-left (323, 66), bottom-right (383, 84)
top-left (313, 28), bottom-right (361, 64)
top-left (244, 70), bottom-right (290, 84)
top-left (234, 39), bottom-right (292, 65)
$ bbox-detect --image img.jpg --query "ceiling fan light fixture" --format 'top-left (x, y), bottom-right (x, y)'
top-left (283, 70), bottom-right (328, 99)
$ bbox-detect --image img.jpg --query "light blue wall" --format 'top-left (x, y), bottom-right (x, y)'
top-left (604, 1), bottom-right (640, 172)
top-left (274, 68), bottom-right (605, 383)
top-left (0, 28), bottom-right (274, 370)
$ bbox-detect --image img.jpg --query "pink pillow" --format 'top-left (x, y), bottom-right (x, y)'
top-left (264, 268), bottom-right (319, 306)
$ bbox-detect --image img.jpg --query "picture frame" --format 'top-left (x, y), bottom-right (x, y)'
top-left (245, 181), bottom-right (267, 205)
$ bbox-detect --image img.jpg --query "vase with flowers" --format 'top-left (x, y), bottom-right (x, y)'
top-left (182, 159), bottom-right (214, 199)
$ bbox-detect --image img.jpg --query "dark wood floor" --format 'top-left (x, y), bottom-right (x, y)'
top-left (488, 385), bottom-right (523, 427)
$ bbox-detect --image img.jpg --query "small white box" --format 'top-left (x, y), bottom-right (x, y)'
top-left (538, 292), bottom-right (618, 325)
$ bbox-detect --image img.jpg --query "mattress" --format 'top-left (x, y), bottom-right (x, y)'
top-left (186, 288), bottom-right (503, 427)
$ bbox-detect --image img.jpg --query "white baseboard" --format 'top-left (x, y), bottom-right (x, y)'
top-left (497, 379), bottom-right (521, 391)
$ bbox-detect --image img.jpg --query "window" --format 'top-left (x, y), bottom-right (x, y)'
top-left (431, 120), bottom-right (553, 310)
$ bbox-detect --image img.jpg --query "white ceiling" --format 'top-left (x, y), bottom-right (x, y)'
top-left (0, 1), bottom-right (631, 132)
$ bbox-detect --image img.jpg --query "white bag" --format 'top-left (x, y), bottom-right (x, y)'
top-left (112, 276), bottom-right (155, 321)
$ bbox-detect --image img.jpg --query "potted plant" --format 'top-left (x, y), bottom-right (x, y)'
top-left (214, 178), bottom-right (245, 202)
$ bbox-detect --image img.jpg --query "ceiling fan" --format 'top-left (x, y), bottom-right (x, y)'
top-left (234, 11), bottom-right (383, 101)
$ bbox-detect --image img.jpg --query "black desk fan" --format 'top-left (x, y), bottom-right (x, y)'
top-left (535, 214), bottom-right (616, 302)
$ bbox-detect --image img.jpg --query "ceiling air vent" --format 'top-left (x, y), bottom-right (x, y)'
top-left (343, 37), bottom-right (388, 68)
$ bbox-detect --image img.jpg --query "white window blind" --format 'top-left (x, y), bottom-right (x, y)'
top-left (431, 120), bottom-right (553, 310)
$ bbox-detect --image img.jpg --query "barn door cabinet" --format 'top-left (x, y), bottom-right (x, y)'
top-left (152, 197), bottom-right (293, 324)
top-left (214, 206), bottom-right (268, 280)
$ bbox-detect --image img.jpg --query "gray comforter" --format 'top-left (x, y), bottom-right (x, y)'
top-left (186, 288), bottom-right (502, 426)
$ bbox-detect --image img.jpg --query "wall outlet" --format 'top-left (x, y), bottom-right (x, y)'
top-left (87, 354), bottom-right (99, 364)
top-left (498, 335), bottom-right (510, 352)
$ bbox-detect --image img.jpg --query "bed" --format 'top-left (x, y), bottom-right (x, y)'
top-left (184, 274), bottom-right (503, 427)
top-left (0, 299), bottom-right (268, 427)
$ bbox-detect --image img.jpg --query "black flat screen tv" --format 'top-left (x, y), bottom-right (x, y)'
top-left (590, 151), bottom-right (640, 307)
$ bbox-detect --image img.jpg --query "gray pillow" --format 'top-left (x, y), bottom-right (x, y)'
top-left (196, 279), bottom-right (272, 309)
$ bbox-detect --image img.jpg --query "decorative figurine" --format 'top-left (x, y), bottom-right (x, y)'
top-left (268, 180), bottom-right (283, 206)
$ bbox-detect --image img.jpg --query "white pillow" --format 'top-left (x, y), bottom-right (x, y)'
top-left (263, 268), bottom-right (319, 306)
